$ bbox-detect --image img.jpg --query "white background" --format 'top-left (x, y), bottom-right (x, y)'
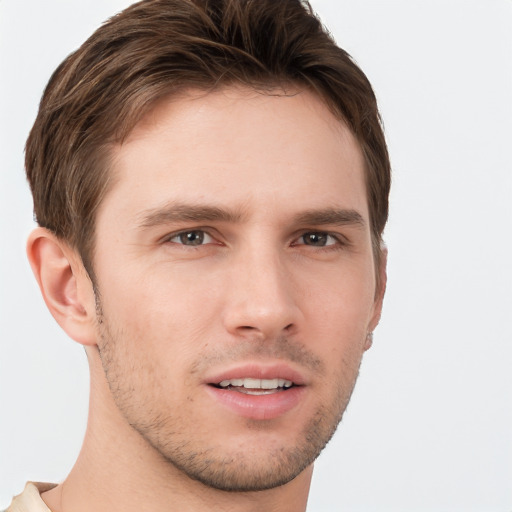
top-left (1, 1), bottom-right (511, 510)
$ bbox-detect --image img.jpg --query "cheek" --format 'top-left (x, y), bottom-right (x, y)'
top-left (101, 259), bottom-right (191, 316)
top-left (97, 267), bottom-right (221, 367)
top-left (304, 262), bottom-right (375, 326)
top-left (302, 263), bottom-right (375, 365)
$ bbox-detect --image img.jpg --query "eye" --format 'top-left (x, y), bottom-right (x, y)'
top-left (296, 232), bottom-right (338, 247)
top-left (167, 230), bottom-right (214, 246)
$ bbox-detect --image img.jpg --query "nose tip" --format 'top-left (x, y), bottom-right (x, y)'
top-left (224, 300), bottom-right (299, 339)
top-left (222, 261), bottom-right (301, 339)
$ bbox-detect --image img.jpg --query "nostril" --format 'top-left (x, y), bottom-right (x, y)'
top-left (237, 323), bottom-right (295, 335)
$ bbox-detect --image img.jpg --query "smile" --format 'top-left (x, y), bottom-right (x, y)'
top-left (216, 378), bottom-right (294, 395)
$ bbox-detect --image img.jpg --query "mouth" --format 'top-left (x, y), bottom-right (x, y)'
top-left (210, 377), bottom-right (295, 395)
top-left (205, 364), bottom-right (306, 420)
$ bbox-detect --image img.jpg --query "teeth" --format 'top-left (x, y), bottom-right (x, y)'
top-left (218, 378), bottom-right (293, 389)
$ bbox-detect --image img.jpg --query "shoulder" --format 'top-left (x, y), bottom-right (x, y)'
top-left (4, 483), bottom-right (56, 512)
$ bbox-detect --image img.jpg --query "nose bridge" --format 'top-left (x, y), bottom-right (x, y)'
top-left (222, 238), bottom-right (299, 337)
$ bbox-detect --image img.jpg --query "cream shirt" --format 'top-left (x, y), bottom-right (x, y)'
top-left (5, 483), bottom-right (56, 512)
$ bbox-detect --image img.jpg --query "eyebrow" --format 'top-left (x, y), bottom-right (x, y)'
top-left (138, 202), bottom-right (366, 230)
top-left (293, 208), bottom-right (366, 229)
top-left (138, 201), bottom-right (247, 228)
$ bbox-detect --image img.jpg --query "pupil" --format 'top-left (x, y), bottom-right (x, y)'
top-left (181, 231), bottom-right (204, 245)
top-left (305, 233), bottom-right (326, 246)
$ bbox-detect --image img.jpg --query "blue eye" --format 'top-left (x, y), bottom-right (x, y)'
top-left (299, 232), bottom-right (337, 247)
top-left (168, 230), bottom-right (214, 246)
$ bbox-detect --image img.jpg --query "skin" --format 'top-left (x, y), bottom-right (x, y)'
top-left (28, 87), bottom-right (386, 512)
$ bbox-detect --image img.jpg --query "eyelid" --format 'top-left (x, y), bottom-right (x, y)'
top-left (292, 230), bottom-right (349, 247)
top-left (158, 227), bottom-right (349, 247)
top-left (160, 228), bottom-right (218, 245)
top-left (291, 229), bottom-right (353, 253)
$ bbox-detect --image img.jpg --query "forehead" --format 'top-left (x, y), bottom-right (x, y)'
top-left (103, 86), bottom-right (368, 225)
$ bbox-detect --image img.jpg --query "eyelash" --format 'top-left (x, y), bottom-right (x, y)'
top-left (162, 229), bottom-right (347, 250)
top-left (164, 229), bottom-right (216, 247)
top-left (292, 232), bottom-right (344, 248)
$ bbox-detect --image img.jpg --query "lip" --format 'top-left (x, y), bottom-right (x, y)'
top-left (204, 362), bottom-right (307, 387)
top-left (204, 362), bottom-right (307, 421)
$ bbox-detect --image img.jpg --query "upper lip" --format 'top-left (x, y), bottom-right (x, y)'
top-left (204, 362), bottom-right (307, 386)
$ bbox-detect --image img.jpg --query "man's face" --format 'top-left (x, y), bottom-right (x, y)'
top-left (91, 87), bottom-right (383, 491)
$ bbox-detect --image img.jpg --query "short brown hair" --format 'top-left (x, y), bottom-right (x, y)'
top-left (26, 0), bottom-right (391, 279)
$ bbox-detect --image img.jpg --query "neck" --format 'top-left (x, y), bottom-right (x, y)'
top-left (42, 351), bottom-right (313, 512)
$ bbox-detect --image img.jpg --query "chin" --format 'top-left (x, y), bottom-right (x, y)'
top-left (148, 402), bottom-right (341, 492)
top-left (164, 445), bottom-right (315, 492)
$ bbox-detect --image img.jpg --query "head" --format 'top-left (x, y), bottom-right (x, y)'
top-left (26, 0), bottom-right (390, 283)
top-left (26, 0), bottom-right (390, 494)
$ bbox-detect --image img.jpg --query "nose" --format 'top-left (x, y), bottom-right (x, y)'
top-left (221, 247), bottom-right (302, 340)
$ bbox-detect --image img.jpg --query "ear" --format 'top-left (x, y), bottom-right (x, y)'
top-left (27, 227), bottom-right (98, 346)
top-left (364, 245), bottom-right (388, 350)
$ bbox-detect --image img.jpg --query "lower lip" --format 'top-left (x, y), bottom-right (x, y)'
top-left (205, 386), bottom-right (306, 420)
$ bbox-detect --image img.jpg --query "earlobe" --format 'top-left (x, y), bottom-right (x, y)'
top-left (27, 227), bottom-right (98, 346)
top-left (363, 331), bottom-right (374, 351)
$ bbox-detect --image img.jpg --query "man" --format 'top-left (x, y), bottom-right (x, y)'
top-left (6, 0), bottom-right (390, 510)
